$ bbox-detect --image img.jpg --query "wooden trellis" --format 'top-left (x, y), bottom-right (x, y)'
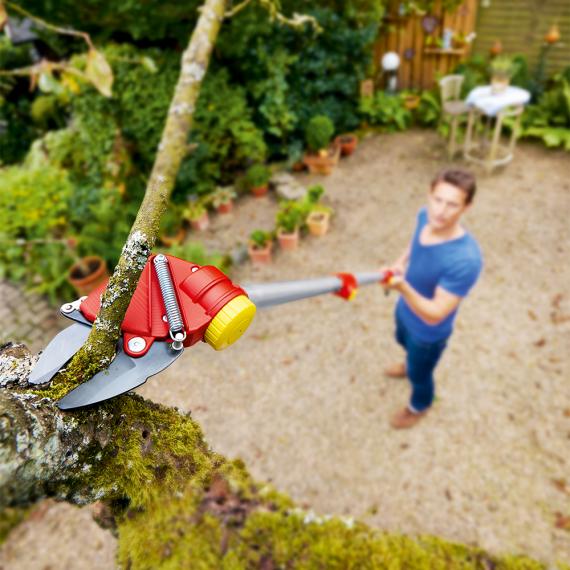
top-left (373, 0), bottom-right (479, 91)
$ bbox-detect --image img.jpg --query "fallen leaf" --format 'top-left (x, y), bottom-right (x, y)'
top-left (527, 309), bottom-right (538, 321)
top-left (552, 479), bottom-right (568, 494)
top-left (533, 338), bottom-right (546, 347)
top-left (563, 408), bottom-right (570, 418)
top-left (555, 512), bottom-right (570, 531)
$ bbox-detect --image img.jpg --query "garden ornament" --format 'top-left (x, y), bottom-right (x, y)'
top-left (30, 254), bottom-right (393, 409)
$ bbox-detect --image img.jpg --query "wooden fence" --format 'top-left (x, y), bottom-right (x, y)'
top-left (474, 0), bottom-right (570, 77)
top-left (373, 0), bottom-right (479, 91)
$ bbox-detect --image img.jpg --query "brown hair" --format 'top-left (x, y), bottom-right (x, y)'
top-left (431, 169), bottom-right (477, 204)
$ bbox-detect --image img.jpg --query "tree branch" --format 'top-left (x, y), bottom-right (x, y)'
top-left (0, 343), bottom-right (549, 569)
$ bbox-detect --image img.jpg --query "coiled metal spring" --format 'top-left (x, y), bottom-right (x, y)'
top-left (153, 254), bottom-right (184, 336)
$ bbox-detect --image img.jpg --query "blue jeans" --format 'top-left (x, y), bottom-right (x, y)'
top-left (395, 313), bottom-right (448, 412)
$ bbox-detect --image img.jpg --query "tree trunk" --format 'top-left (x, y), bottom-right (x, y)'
top-left (51, 0), bottom-right (228, 397)
top-left (0, 344), bottom-right (547, 569)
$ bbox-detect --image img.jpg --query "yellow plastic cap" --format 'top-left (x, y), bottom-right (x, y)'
top-left (204, 295), bottom-right (256, 350)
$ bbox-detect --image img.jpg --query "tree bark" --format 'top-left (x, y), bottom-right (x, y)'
top-left (0, 344), bottom-right (548, 569)
top-left (52, 0), bottom-right (228, 397)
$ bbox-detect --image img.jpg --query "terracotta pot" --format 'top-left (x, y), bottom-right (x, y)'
top-left (490, 40), bottom-right (503, 56)
top-left (306, 211), bottom-right (330, 237)
top-left (251, 185), bottom-right (269, 198)
top-left (68, 256), bottom-right (109, 296)
top-left (160, 227), bottom-right (186, 247)
top-left (277, 228), bottom-right (299, 251)
top-left (190, 212), bottom-right (210, 231)
top-left (248, 242), bottom-right (272, 264)
top-left (216, 201), bottom-right (233, 214)
top-left (335, 134), bottom-right (358, 157)
top-left (404, 95), bottom-right (421, 110)
top-left (291, 161), bottom-right (306, 172)
top-left (303, 144), bottom-right (340, 175)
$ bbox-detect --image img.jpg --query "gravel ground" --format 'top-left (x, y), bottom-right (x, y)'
top-left (2, 130), bottom-right (569, 568)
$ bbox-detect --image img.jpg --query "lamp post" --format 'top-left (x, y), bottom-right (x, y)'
top-left (381, 52), bottom-right (400, 94)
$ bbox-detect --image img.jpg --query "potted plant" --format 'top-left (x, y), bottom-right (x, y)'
top-left (306, 205), bottom-right (333, 237)
top-left (245, 164), bottom-right (271, 197)
top-left (302, 115), bottom-right (340, 175)
top-left (248, 229), bottom-right (273, 264)
top-left (489, 55), bottom-right (516, 94)
top-left (159, 206), bottom-right (186, 246)
top-left (275, 201), bottom-right (304, 251)
top-left (335, 133), bottom-right (358, 156)
top-left (211, 186), bottom-right (236, 214)
top-left (302, 186), bottom-right (334, 237)
top-left (67, 255), bottom-right (109, 297)
top-left (402, 91), bottom-right (421, 110)
top-left (184, 201), bottom-right (209, 231)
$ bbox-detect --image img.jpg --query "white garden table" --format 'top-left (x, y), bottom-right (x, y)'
top-left (463, 85), bottom-right (531, 173)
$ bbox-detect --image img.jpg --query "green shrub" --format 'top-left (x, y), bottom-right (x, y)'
top-left (160, 205), bottom-right (184, 236)
top-left (245, 164), bottom-right (270, 189)
top-left (306, 116), bottom-right (335, 152)
top-left (504, 67), bottom-right (570, 150)
top-left (359, 92), bottom-right (413, 131)
top-left (0, 164), bottom-right (76, 300)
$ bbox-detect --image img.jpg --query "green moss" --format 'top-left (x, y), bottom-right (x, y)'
top-left (74, 396), bottom-right (221, 508)
top-left (0, 506), bottom-right (30, 545)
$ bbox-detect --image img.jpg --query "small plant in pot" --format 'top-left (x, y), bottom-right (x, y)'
top-left (248, 229), bottom-right (273, 264)
top-left (246, 164), bottom-right (271, 197)
top-left (159, 205), bottom-right (186, 246)
top-left (183, 200), bottom-right (209, 232)
top-left (302, 185), bottom-right (334, 237)
top-left (303, 115), bottom-right (340, 175)
top-left (211, 186), bottom-right (237, 214)
top-left (489, 55), bottom-right (517, 94)
top-left (275, 201), bottom-right (304, 251)
top-left (335, 133), bottom-right (359, 156)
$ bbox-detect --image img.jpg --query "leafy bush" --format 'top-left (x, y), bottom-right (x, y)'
top-left (245, 164), bottom-right (270, 189)
top-left (306, 116), bottom-right (335, 152)
top-left (359, 92), bottom-right (413, 131)
top-left (177, 69), bottom-right (267, 199)
top-left (0, 164), bottom-right (76, 300)
top-left (160, 205), bottom-right (184, 236)
top-left (415, 91), bottom-right (442, 127)
top-left (509, 68), bottom-right (570, 150)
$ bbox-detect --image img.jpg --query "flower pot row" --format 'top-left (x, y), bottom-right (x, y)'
top-left (247, 210), bottom-right (332, 265)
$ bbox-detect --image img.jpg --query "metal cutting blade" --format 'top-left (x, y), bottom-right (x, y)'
top-left (57, 341), bottom-right (183, 410)
top-left (29, 323), bottom-right (92, 385)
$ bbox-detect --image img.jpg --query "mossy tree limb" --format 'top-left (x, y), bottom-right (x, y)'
top-left (1, 345), bottom-right (564, 570)
top-left (51, 0), bottom-right (228, 397)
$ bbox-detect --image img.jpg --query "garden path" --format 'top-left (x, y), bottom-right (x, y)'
top-left (2, 130), bottom-right (570, 568)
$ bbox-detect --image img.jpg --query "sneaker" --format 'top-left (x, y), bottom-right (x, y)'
top-left (390, 407), bottom-right (427, 429)
top-left (383, 362), bottom-right (406, 379)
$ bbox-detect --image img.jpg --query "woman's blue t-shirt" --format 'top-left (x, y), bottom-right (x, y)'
top-left (396, 207), bottom-right (483, 343)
